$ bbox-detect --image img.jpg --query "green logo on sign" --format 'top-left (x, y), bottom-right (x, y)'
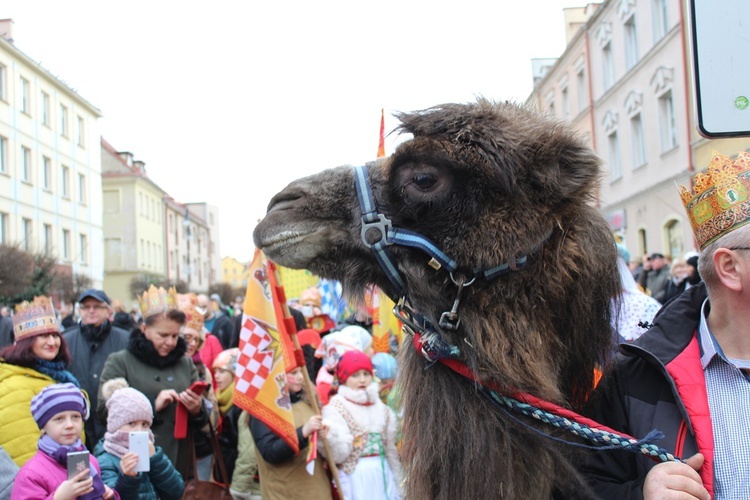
top-left (735, 96), bottom-right (749, 110)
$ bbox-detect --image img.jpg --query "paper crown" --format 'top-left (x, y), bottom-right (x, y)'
top-left (177, 293), bottom-right (205, 332)
top-left (138, 285), bottom-right (178, 319)
top-left (679, 151), bottom-right (750, 250)
top-left (13, 296), bottom-right (60, 340)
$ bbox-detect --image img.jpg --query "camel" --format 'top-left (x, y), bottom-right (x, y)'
top-left (253, 99), bottom-right (619, 498)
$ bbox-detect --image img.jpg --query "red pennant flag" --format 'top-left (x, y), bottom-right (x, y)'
top-left (377, 108), bottom-right (386, 158)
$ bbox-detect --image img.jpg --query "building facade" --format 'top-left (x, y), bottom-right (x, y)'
top-left (0, 20), bottom-right (104, 290)
top-left (101, 139), bottom-right (167, 303)
top-left (185, 202), bottom-right (221, 288)
top-left (221, 256), bottom-right (248, 289)
top-left (528, 0), bottom-right (750, 262)
top-left (164, 197), bottom-right (212, 293)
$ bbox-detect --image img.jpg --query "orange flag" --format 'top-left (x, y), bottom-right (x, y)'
top-left (377, 108), bottom-right (386, 158)
top-left (234, 249), bottom-right (299, 453)
top-left (370, 287), bottom-right (403, 353)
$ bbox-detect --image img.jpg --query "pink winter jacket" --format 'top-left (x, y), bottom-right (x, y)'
top-left (10, 450), bottom-right (113, 500)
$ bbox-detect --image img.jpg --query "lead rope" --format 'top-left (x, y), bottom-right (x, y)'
top-left (411, 330), bottom-right (682, 464)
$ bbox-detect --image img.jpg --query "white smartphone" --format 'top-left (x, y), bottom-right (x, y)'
top-left (129, 431), bottom-right (150, 472)
top-left (67, 450), bottom-right (90, 479)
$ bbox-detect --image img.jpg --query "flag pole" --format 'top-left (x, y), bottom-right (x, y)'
top-left (270, 265), bottom-right (344, 496)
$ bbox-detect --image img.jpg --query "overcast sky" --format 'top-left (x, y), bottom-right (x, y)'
top-left (3, 0), bottom-right (584, 262)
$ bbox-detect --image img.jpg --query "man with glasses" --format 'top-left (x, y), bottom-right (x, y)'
top-left (63, 289), bottom-right (130, 449)
top-left (583, 152), bottom-right (750, 499)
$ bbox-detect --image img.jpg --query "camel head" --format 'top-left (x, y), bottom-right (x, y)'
top-left (254, 99), bottom-right (619, 498)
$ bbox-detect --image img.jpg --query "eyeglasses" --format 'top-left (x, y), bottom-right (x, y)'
top-left (80, 305), bottom-right (108, 311)
top-left (728, 247), bottom-right (750, 250)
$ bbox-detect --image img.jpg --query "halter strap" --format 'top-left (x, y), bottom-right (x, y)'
top-left (353, 165), bottom-right (542, 298)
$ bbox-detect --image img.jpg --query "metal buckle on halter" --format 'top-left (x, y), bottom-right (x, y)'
top-left (360, 213), bottom-right (392, 249)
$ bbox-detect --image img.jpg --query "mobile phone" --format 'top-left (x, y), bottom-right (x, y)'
top-left (188, 380), bottom-right (209, 396)
top-left (129, 431), bottom-right (150, 472)
top-left (67, 450), bottom-right (90, 479)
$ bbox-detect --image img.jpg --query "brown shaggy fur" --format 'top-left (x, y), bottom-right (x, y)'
top-left (254, 99), bottom-right (619, 498)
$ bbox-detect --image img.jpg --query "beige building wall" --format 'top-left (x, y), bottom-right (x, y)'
top-left (102, 140), bottom-right (166, 302)
top-left (528, 0), bottom-right (750, 262)
top-left (0, 22), bottom-right (104, 292)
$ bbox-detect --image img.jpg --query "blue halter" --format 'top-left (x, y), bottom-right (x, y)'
top-left (353, 164), bottom-right (541, 330)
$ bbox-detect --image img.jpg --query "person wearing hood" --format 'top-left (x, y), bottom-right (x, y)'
top-left (63, 289), bottom-right (130, 450)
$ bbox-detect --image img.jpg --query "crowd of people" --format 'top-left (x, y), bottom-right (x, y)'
top-left (1, 149), bottom-right (747, 499)
top-left (0, 285), bottom-right (403, 500)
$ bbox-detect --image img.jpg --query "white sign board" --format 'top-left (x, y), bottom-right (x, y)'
top-left (688, 0), bottom-right (750, 137)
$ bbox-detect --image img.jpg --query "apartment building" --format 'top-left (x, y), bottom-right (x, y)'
top-left (221, 256), bottom-right (248, 289)
top-left (184, 202), bottom-right (221, 288)
top-left (528, 1), bottom-right (750, 261)
top-left (101, 138), bottom-right (167, 303)
top-left (0, 19), bottom-right (104, 288)
top-left (164, 197), bottom-right (212, 293)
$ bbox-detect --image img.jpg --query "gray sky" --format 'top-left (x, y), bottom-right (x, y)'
top-left (2, 0), bottom-right (584, 262)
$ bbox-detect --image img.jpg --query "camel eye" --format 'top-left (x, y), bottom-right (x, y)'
top-left (412, 173), bottom-right (438, 190)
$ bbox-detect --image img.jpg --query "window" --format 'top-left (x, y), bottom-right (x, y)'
top-left (23, 218), bottom-right (32, 251)
top-left (77, 116), bottom-right (85, 147)
top-left (602, 42), bottom-right (615, 91)
top-left (140, 239), bottom-right (144, 266)
top-left (41, 91), bottom-right (50, 126)
top-left (630, 113), bottom-right (646, 168)
top-left (665, 219), bottom-right (683, 258)
top-left (79, 234), bottom-right (87, 264)
top-left (624, 15), bottom-right (639, 70)
top-left (42, 156), bottom-right (51, 190)
top-left (43, 224), bottom-right (52, 256)
top-left (658, 90), bottom-right (678, 152)
top-left (0, 212), bottom-right (8, 244)
top-left (20, 77), bottom-right (30, 114)
top-left (60, 104), bottom-right (69, 137)
top-left (608, 131), bottom-right (622, 181)
top-left (0, 63), bottom-right (6, 100)
top-left (78, 174), bottom-right (86, 204)
top-left (0, 136), bottom-right (6, 173)
top-left (652, 0), bottom-right (669, 42)
top-left (105, 238), bottom-right (123, 269)
top-left (21, 146), bottom-right (31, 182)
top-left (62, 229), bottom-right (70, 260)
top-left (638, 227), bottom-right (647, 256)
top-left (61, 165), bottom-right (70, 197)
top-left (561, 86), bottom-right (570, 120)
top-left (103, 190), bottom-right (121, 213)
top-left (139, 193), bottom-right (143, 216)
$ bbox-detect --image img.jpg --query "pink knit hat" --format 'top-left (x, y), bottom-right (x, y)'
top-left (101, 378), bottom-right (153, 433)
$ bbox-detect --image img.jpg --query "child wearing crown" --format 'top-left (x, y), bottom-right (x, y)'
top-left (583, 151), bottom-right (750, 499)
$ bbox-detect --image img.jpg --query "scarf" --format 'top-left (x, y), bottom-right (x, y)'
top-left (216, 380), bottom-right (235, 416)
top-left (102, 429), bottom-right (155, 459)
top-left (79, 321), bottom-right (112, 343)
top-left (128, 330), bottom-right (187, 368)
top-left (34, 359), bottom-right (80, 387)
top-left (338, 383), bottom-right (380, 406)
top-left (38, 434), bottom-right (106, 500)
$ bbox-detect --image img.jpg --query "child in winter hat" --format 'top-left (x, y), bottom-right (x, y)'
top-left (94, 378), bottom-right (184, 498)
top-left (12, 383), bottom-right (113, 500)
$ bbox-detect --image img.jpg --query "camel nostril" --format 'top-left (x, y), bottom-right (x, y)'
top-left (267, 188), bottom-right (305, 213)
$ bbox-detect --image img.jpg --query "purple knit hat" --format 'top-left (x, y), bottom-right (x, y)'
top-left (30, 383), bottom-right (88, 429)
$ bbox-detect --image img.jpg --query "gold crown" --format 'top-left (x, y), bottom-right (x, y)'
top-left (138, 285), bottom-right (178, 319)
top-left (13, 296), bottom-right (59, 340)
top-left (177, 293), bottom-right (205, 332)
top-left (679, 150), bottom-right (750, 250)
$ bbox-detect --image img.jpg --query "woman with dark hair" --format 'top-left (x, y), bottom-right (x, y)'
top-left (98, 286), bottom-right (209, 477)
top-left (0, 297), bottom-right (81, 467)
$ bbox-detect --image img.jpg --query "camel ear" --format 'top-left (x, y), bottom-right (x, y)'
top-left (531, 138), bottom-right (601, 201)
